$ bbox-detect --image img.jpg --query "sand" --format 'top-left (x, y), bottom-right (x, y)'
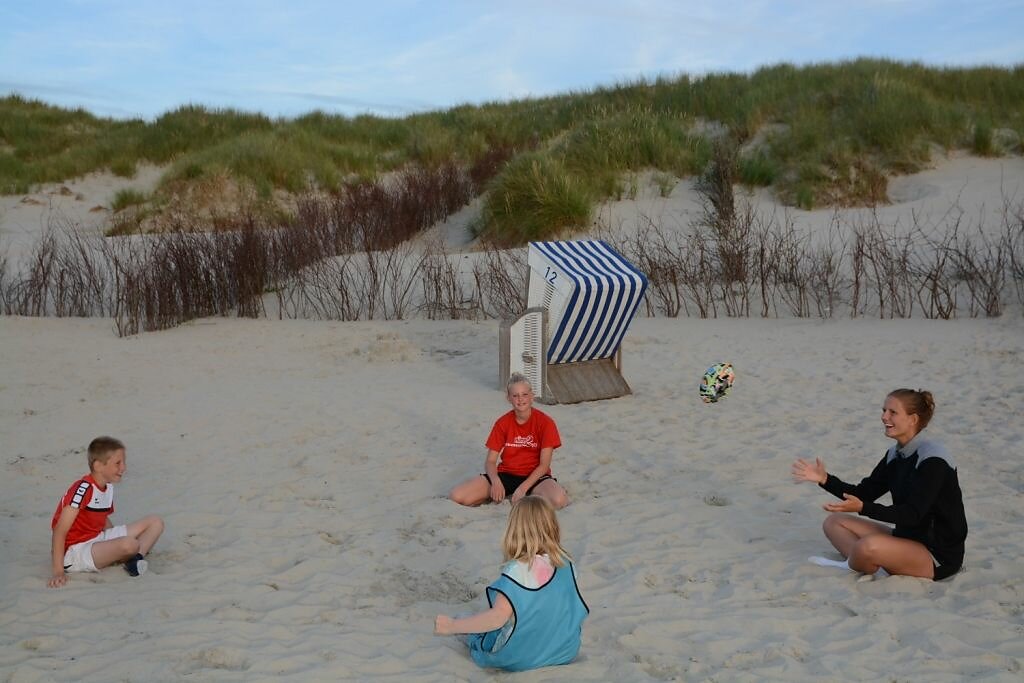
top-left (0, 165), bottom-right (164, 266)
top-left (1, 157), bottom-right (1023, 682)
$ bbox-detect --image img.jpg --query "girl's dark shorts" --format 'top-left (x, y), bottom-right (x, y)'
top-left (482, 472), bottom-right (554, 497)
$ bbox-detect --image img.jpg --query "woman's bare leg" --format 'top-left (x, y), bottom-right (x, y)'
top-left (823, 513), bottom-right (935, 578)
top-left (848, 534), bottom-right (936, 578)
top-left (822, 513), bottom-right (891, 557)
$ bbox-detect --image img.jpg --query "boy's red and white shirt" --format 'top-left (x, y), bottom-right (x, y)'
top-left (51, 475), bottom-right (115, 549)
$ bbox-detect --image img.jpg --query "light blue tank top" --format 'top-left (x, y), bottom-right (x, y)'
top-left (467, 560), bottom-right (589, 671)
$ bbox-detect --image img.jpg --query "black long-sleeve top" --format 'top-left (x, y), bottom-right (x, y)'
top-left (820, 432), bottom-right (967, 567)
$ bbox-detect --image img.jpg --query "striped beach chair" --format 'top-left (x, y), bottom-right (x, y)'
top-left (500, 240), bottom-right (648, 404)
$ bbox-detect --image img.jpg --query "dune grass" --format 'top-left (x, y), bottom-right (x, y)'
top-left (110, 188), bottom-right (148, 212)
top-left (2, 59), bottom-right (1023, 242)
top-left (478, 153), bottom-right (593, 245)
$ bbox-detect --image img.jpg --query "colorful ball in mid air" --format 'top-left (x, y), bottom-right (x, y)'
top-left (700, 363), bottom-right (735, 403)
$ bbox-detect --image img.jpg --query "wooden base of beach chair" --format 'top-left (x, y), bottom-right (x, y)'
top-left (542, 356), bottom-right (631, 405)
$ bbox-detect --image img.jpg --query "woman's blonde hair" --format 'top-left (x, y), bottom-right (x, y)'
top-left (888, 388), bottom-right (936, 431)
top-left (502, 496), bottom-right (570, 567)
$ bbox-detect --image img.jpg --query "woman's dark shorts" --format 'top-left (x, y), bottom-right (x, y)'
top-left (932, 559), bottom-right (962, 581)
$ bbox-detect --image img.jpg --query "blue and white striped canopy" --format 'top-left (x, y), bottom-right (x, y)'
top-left (529, 240), bottom-right (648, 364)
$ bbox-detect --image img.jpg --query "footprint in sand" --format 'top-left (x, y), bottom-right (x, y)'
top-left (703, 494), bottom-right (731, 506)
top-left (318, 530), bottom-right (342, 546)
top-left (834, 602), bottom-right (858, 617)
top-left (438, 515), bottom-right (469, 529)
top-left (185, 647), bottom-right (250, 672)
top-left (20, 636), bottom-right (62, 652)
top-left (633, 655), bottom-right (684, 681)
top-left (376, 568), bottom-right (477, 607)
top-left (183, 532), bottom-right (216, 550)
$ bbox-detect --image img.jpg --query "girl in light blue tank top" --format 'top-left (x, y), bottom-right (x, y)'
top-left (434, 496), bottom-right (589, 671)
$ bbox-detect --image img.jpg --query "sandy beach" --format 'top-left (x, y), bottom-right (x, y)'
top-left (1, 156), bottom-right (1024, 681)
top-left (0, 313), bottom-right (1022, 682)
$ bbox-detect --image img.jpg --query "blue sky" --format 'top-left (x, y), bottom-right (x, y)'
top-left (2, 1), bottom-right (1022, 121)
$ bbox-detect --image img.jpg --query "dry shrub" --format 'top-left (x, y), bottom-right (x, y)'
top-left (109, 217), bottom-right (275, 335)
top-left (420, 239), bottom-right (482, 320)
top-left (696, 139), bottom-right (754, 316)
top-left (5, 167), bottom-right (1023, 332)
top-left (273, 251), bottom-right (361, 321)
top-left (598, 193), bottom-right (1023, 321)
top-left (606, 215), bottom-right (719, 318)
top-left (309, 162), bottom-right (473, 253)
top-left (609, 216), bottom-right (686, 317)
top-left (848, 211), bottom-right (915, 318)
top-left (468, 144), bottom-right (518, 192)
top-left (911, 225), bottom-right (959, 319)
top-left (947, 224), bottom-right (1008, 318)
top-left (1007, 199), bottom-right (1024, 310)
top-left (806, 220), bottom-right (848, 318)
top-left (2, 221), bottom-right (113, 318)
top-left (472, 243), bottom-right (527, 320)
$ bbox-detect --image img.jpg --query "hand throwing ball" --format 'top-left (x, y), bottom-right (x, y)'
top-left (700, 363), bottom-right (735, 403)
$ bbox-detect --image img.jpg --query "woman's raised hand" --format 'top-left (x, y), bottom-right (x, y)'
top-left (791, 457), bottom-right (827, 485)
top-left (824, 493), bottom-right (863, 513)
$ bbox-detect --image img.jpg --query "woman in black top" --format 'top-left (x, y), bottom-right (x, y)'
top-left (792, 389), bottom-right (967, 580)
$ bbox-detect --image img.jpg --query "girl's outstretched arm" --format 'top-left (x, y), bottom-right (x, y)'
top-left (435, 593), bottom-right (513, 635)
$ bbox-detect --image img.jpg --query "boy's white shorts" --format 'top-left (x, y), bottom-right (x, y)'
top-left (63, 525), bottom-right (128, 573)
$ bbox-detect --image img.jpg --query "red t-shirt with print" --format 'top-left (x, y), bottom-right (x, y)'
top-left (486, 408), bottom-right (561, 476)
top-left (51, 475), bottom-right (114, 550)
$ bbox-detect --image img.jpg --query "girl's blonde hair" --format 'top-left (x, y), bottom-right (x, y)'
top-left (502, 496), bottom-right (570, 567)
top-left (506, 372), bottom-right (532, 395)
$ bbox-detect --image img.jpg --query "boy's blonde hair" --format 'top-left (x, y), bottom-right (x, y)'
top-left (88, 436), bottom-right (125, 470)
top-left (502, 496), bottom-right (570, 567)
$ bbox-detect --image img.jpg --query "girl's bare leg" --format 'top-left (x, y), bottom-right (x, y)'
top-left (530, 479), bottom-right (569, 509)
top-left (449, 475), bottom-right (491, 506)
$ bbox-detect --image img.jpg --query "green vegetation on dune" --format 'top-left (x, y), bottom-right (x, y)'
top-left (2, 59), bottom-right (1023, 242)
top-left (480, 153), bottom-right (594, 245)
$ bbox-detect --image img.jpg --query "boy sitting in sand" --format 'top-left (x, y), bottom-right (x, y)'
top-left (449, 373), bottom-right (569, 509)
top-left (48, 436), bottom-right (165, 588)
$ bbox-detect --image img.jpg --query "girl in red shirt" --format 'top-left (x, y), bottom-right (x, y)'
top-left (449, 373), bottom-right (569, 509)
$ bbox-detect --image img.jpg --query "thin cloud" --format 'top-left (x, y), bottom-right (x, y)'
top-left (1, 1), bottom-right (1021, 119)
